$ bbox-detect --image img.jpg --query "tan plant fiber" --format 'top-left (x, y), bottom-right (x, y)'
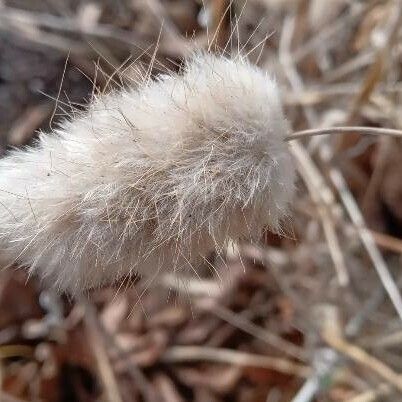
top-left (0, 53), bottom-right (295, 293)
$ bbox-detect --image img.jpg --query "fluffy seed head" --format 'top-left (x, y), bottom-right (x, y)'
top-left (0, 53), bottom-right (295, 293)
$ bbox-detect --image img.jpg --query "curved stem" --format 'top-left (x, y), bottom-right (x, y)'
top-left (285, 126), bottom-right (402, 141)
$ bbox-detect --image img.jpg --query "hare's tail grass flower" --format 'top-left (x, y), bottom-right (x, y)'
top-left (0, 52), bottom-right (296, 294)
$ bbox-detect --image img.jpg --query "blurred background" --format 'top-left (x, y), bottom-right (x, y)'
top-left (1, 0), bottom-right (402, 401)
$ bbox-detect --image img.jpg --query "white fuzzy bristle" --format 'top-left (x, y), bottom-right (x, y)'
top-left (0, 53), bottom-right (295, 293)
